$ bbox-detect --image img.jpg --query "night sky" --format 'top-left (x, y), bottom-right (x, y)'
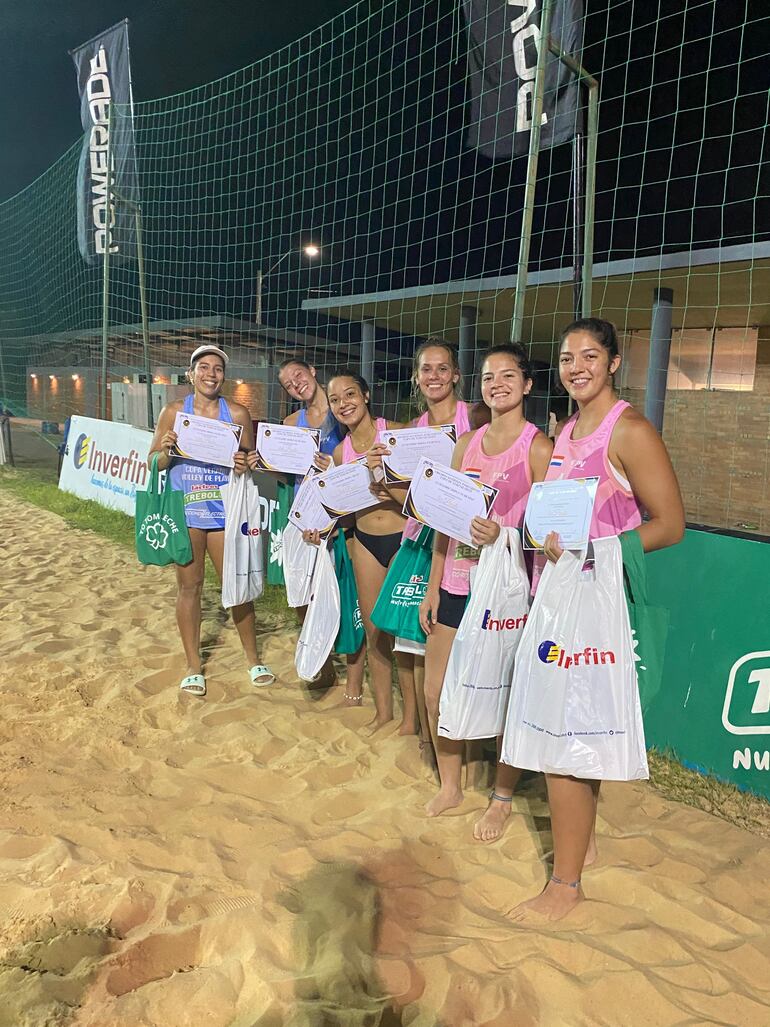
top-left (0, 0), bottom-right (352, 201)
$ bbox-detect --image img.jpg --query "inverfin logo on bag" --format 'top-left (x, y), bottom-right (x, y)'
top-left (537, 640), bottom-right (616, 668)
top-left (481, 610), bottom-right (527, 631)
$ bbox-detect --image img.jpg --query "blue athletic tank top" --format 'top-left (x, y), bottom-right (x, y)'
top-left (296, 406), bottom-right (343, 455)
top-left (293, 407), bottom-right (343, 495)
top-left (168, 393), bottom-right (235, 529)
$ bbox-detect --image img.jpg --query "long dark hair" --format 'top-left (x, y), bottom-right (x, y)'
top-left (327, 368), bottom-right (372, 412)
top-left (560, 318), bottom-right (619, 360)
top-left (480, 342), bottom-right (534, 381)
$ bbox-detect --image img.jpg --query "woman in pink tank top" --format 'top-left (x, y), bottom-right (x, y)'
top-left (417, 344), bottom-right (553, 820)
top-left (508, 317), bottom-right (685, 923)
top-left (367, 340), bottom-right (473, 746)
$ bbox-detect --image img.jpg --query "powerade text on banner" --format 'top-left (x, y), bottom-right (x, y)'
top-left (463, 0), bottom-right (584, 160)
top-left (70, 19), bottom-right (139, 264)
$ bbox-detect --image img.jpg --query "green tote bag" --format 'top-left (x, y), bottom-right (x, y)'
top-left (370, 526), bottom-right (434, 643)
top-left (267, 480), bottom-right (291, 586)
top-left (620, 529), bottom-right (670, 713)
top-left (334, 531), bottom-right (365, 655)
top-left (135, 454), bottom-right (192, 567)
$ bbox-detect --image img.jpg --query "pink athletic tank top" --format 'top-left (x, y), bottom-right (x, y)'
top-left (547, 399), bottom-right (643, 538)
top-left (402, 401), bottom-right (472, 542)
top-left (441, 421), bottom-right (539, 596)
top-left (341, 417), bottom-right (388, 463)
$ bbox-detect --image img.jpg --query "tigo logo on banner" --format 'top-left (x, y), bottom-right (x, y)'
top-left (537, 640), bottom-right (616, 668)
top-left (722, 651), bottom-right (770, 736)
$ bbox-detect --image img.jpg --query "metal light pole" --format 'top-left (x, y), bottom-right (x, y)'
top-left (255, 244), bottom-right (321, 326)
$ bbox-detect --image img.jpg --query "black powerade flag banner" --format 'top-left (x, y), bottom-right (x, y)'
top-left (71, 20), bottom-right (139, 264)
top-left (464, 0), bottom-right (584, 160)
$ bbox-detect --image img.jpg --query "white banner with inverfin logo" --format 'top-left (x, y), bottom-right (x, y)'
top-left (58, 415), bottom-right (280, 543)
top-left (58, 415), bottom-right (153, 515)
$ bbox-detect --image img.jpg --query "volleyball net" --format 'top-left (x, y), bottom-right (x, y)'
top-left (0, 0), bottom-right (767, 533)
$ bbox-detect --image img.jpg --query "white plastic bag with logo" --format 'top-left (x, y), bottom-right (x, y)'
top-left (500, 535), bottom-right (648, 781)
top-left (438, 528), bottom-right (530, 741)
top-left (295, 546), bottom-right (340, 681)
top-left (220, 471), bottom-right (264, 608)
top-left (283, 523), bottom-right (318, 608)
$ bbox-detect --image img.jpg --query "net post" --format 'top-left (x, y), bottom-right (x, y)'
top-left (134, 204), bottom-right (154, 429)
top-left (510, 0), bottom-right (554, 343)
top-left (582, 80), bottom-right (599, 318)
top-left (100, 101), bottom-right (113, 421)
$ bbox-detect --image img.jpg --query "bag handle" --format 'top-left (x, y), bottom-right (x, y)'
top-left (148, 452), bottom-right (161, 495)
top-left (416, 524), bottom-right (434, 549)
top-left (619, 529), bottom-right (649, 605)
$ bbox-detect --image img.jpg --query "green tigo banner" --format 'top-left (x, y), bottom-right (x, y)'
top-left (645, 528), bottom-right (770, 799)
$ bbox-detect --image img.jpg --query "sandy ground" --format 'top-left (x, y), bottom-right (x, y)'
top-left (1, 490), bottom-right (769, 1027)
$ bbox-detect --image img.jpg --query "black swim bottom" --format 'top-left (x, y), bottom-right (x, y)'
top-left (354, 527), bottom-right (402, 570)
top-left (436, 587), bottom-right (469, 630)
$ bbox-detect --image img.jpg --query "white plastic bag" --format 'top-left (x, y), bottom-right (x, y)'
top-left (283, 523), bottom-right (318, 608)
top-left (500, 535), bottom-right (648, 781)
top-left (295, 546), bottom-right (340, 681)
top-left (220, 471), bottom-right (264, 608)
top-left (438, 528), bottom-right (530, 740)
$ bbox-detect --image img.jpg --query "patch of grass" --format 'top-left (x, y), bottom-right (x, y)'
top-left (0, 466), bottom-right (291, 621)
top-left (648, 749), bottom-right (770, 839)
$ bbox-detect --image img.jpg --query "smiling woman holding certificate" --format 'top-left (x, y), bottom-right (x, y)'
top-left (418, 344), bottom-right (552, 821)
top-left (366, 341), bottom-right (472, 742)
top-left (304, 370), bottom-right (405, 727)
top-left (148, 345), bottom-right (273, 698)
top-left (501, 318), bottom-right (684, 923)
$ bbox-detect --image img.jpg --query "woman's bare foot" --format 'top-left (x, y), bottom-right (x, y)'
top-left (473, 795), bottom-right (512, 842)
top-left (509, 878), bottom-right (583, 923)
top-left (342, 690), bottom-right (363, 708)
top-left (367, 713), bottom-right (395, 733)
top-left (398, 716), bottom-right (420, 736)
top-left (425, 788), bottom-right (463, 817)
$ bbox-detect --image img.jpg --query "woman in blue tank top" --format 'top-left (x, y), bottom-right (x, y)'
top-left (149, 345), bottom-right (274, 697)
top-left (273, 357), bottom-right (343, 485)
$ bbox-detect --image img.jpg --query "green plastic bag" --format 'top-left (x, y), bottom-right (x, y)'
top-left (135, 454), bottom-right (192, 566)
top-left (370, 526), bottom-right (434, 643)
top-left (620, 529), bottom-right (670, 714)
top-left (267, 480), bottom-right (291, 586)
top-left (334, 531), bottom-right (365, 655)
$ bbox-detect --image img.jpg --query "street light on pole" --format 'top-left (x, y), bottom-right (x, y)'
top-left (255, 243), bottom-right (321, 326)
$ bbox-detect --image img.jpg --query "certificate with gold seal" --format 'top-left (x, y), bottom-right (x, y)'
top-left (252, 422), bottom-right (320, 475)
top-left (522, 477), bottom-right (599, 550)
top-left (172, 411), bottom-right (242, 468)
top-left (403, 458), bottom-right (498, 547)
top-left (379, 424), bottom-right (456, 484)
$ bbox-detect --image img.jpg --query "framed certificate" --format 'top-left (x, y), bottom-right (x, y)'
top-left (172, 411), bottom-right (242, 468)
top-left (315, 461), bottom-right (382, 516)
top-left (522, 477), bottom-right (600, 550)
top-left (288, 470), bottom-right (337, 538)
top-left (252, 422), bottom-right (320, 475)
top-left (403, 458), bottom-right (498, 547)
top-left (379, 424), bottom-right (457, 484)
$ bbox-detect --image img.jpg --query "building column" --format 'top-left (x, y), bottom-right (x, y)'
top-left (361, 318), bottom-right (376, 389)
top-left (459, 305), bottom-right (477, 397)
top-left (644, 287), bottom-right (674, 433)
